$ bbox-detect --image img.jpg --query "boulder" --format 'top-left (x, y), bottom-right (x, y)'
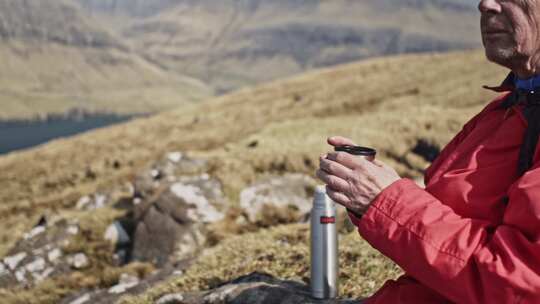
top-left (0, 217), bottom-right (80, 288)
top-left (104, 221), bottom-right (131, 247)
top-left (239, 174), bottom-right (317, 224)
top-left (131, 174), bottom-right (226, 266)
top-left (58, 263), bottom-right (190, 304)
top-left (134, 152), bottom-right (209, 198)
top-left (155, 272), bottom-right (360, 304)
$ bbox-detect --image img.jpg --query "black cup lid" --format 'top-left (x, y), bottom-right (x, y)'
top-left (334, 145), bottom-right (376, 156)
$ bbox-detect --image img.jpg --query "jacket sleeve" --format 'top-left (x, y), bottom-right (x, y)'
top-left (349, 168), bottom-right (540, 304)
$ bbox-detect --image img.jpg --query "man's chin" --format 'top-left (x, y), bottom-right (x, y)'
top-left (484, 45), bottom-right (516, 66)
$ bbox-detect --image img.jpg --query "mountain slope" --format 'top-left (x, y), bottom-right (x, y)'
top-left (79, 0), bottom-right (483, 93)
top-left (0, 0), bottom-right (212, 119)
top-left (0, 49), bottom-right (508, 257)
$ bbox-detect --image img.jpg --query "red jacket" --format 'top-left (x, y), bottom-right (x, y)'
top-left (349, 91), bottom-right (540, 304)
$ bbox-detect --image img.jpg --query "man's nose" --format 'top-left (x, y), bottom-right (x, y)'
top-left (478, 0), bottom-right (502, 14)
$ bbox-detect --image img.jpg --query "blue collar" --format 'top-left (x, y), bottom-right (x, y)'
top-left (515, 74), bottom-right (540, 91)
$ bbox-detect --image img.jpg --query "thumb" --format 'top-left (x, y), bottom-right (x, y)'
top-left (327, 136), bottom-right (356, 147)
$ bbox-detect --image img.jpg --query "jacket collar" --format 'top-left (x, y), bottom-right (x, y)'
top-left (483, 72), bottom-right (515, 93)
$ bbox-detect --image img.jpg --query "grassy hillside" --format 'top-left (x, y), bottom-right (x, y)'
top-left (0, 0), bottom-right (212, 119)
top-left (0, 41), bottom-right (211, 119)
top-left (0, 49), bottom-right (507, 260)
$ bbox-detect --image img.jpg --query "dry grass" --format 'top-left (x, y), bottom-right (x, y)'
top-left (0, 205), bottom-right (155, 304)
top-left (0, 49), bottom-right (509, 302)
top-left (0, 49), bottom-right (507, 256)
top-left (119, 223), bottom-right (403, 303)
top-left (0, 41), bottom-right (212, 119)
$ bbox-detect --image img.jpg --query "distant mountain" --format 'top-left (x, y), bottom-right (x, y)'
top-left (76, 0), bottom-right (483, 93)
top-left (76, 0), bottom-right (179, 17)
top-left (0, 0), bottom-right (212, 119)
top-left (0, 0), bottom-right (484, 117)
top-left (0, 0), bottom-right (120, 47)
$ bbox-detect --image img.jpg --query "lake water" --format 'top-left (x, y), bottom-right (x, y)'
top-left (0, 113), bottom-right (135, 155)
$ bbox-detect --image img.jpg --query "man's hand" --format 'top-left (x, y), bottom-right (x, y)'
top-left (316, 136), bottom-right (401, 216)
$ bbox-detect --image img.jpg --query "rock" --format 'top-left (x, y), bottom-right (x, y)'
top-left (69, 293), bottom-right (91, 304)
top-left (67, 225), bottom-right (79, 235)
top-left (208, 272), bottom-right (358, 304)
top-left (4, 252), bottom-right (27, 270)
top-left (33, 267), bottom-right (54, 282)
top-left (25, 257), bottom-right (46, 273)
top-left (239, 174), bottom-right (316, 223)
top-left (94, 194), bottom-right (107, 209)
top-left (0, 217), bottom-right (89, 288)
top-left (14, 268), bottom-right (26, 283)
top-left (131, 174), bottom-right (226, 266)
top-left (76, 194), bottom-right (108, 210)
top-left (104, 221), bottom-right (131, 247)
top-left (151, 169), bottom-right (163, 180)
top-left (69, 253), bottom-right (89, 269)
top-left (48, 248), bottom-right (62, 263)
top-left (203, 285), bottom-right (240, 303)
top-left (134, 153), bottom-right (210, 197)
top-left (108, 273), bottom-right (139, 294)
top-left (167, 152), bottom-right (183, 163)
top-left (76, 196), bottom-right (92, 209)
top-left (157, 272), bottom-right (359, 304)
top-left (156, 293), bottom-right (184, 304)
top-left (170, 183), bottom-right (224, 223)
top-left (132, 203), bottom-right (195, 266)
top-left (0, 262), bottom-right (11, 286)
top-left (23, 226), bottom-right (46, 240)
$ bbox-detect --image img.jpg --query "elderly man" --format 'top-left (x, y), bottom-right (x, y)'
top-left (317, 1), bottom-right (540, 303)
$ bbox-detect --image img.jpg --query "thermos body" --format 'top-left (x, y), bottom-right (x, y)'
top-left (310, 186), bottom-right (338, 299)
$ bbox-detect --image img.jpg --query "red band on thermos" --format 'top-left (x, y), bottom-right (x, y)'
top-left (320, 216), bottom-right (336, 224)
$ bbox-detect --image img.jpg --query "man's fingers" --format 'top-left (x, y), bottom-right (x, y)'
top-left (326, 152), bottom-right (364, 170)
top-left (327, 136), bottom-right (356, 147)
top-left (320, 157), bottom-right (352, 179)
top-left (371, 158), bottom-right (386, 167)
top-left (316, 169), bottom-right (350, 192)
top-left (325, 186), bottom-right (352, 207)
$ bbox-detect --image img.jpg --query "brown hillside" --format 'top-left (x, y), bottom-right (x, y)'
top-left (0, 49), bottom-right (507, 259)
top-left (79, 0), bottom-right (482, 93)
top-left (0, 0), bottom-right (212, 119)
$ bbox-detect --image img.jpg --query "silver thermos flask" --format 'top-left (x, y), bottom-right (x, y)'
top-left (310, 185), bottom-right (338, 299)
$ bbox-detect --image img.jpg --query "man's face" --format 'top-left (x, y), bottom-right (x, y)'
top-left (479, 0), bottom-right (540, 73)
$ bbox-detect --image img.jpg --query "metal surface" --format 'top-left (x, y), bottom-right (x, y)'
top-left (310, 185), bottom-right (338, 299)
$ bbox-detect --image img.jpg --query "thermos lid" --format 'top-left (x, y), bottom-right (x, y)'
top-left (314, 185), bottom-right (335, 209)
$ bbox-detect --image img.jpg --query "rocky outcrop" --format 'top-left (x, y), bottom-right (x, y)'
top-left (239, 174), bottom-right (317, 225)
top-left (0, 217), bottom-right (82, 288)
top-left (129, 152), bottom-right (227, 266)
top-left (59, 264), bottom-right (188, 304)
top-left (155, 272), bottom-right (360, 304)
top-left (1, 150), bottom-right (350, 303)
